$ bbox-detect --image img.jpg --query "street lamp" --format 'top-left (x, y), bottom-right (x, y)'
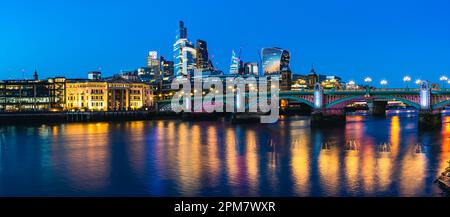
top-left (364, 77), bottom-right (372, 90)
top-left (403, 75), bottom-right (411, 88)
top-left (380, 79), bottom-right (388, 88)
top-left (415, 79), bottom-right (422, 85)
top-left (440, 76), bottom-right (448, 89)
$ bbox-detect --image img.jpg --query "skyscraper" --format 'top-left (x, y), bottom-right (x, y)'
top-left (147, 51), bottom-right (160, 78)
top-left (261, 47), bottom-right (292, 90)
top-left (229, 50), bottom-right (239, 74)
top-left (261, 47), bottom-right (290, 75)
top-left (174, 21), bottom-right (196, 76)
top-left (178, 21), bottom-right (187, 40)
top-left (196, 39), bottom-right (211, 71)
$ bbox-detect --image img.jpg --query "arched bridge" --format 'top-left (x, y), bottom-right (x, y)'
top-left (157, 83), bottom-right (450, 113)
top-left (280, 87), bottom-right (450, 112)
top-left (155, 82), bottom-right (447, 128)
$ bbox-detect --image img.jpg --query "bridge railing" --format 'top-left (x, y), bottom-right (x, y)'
top-left (373, 88), bottom-right (419, 91)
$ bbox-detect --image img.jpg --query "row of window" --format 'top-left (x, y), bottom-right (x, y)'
top-left (130, 96), bottom-right (141, 100)
top-left (130, 90), bottom-right (141, 94)
top-left (68, 95), bottom-right (145, 101)
top-left (91, 102), bottom-right (104, 107)
top-left (91, 89), bottom-right (104, 94)
top-left (91, 95), bottom-right (104, 100)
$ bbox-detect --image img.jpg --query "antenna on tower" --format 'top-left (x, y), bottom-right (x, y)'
top-left (238, 47), bottom-right (243, 60)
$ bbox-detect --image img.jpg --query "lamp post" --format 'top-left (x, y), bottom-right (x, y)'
top-left (440, 76), bottom-right (448, 89)
top-left (403, 75), bottom-right (411, 88)
top-left (415, 79), bottom-right (422, 85)
top-left (380, 79), bottom-right (388, 88)
top-left (364, 77), bottom-right (372, 89)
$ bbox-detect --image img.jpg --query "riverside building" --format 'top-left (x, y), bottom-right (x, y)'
top-left (65, 76), bottom-right (153, 111)
top-left (0, 70), bottom-right (66, 112)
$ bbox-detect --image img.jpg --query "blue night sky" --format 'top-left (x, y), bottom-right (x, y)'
top-left (0, 0), bottom-right (449, 87)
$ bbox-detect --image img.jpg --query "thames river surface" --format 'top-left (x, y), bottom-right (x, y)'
top-left (0, 113), bottom-right (449, 197)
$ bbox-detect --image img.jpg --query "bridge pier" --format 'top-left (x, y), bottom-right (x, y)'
top-left (418, 110), bottom-right (442, 130)
top-left (310, 109), bottom-right (346, 127)
top-left (367, 100), bottom-right (387, 116)
top-left (417, 81), bottom-right (441, 130)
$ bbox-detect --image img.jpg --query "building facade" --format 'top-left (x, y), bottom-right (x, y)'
top-left (174, 21), bottom-right (197, 77)
top-left (229, 49), bottom-right (244, 75)
top-left (244, 62), bottom-right (259, 76)
top-left (65, 77), bottom-right (153, 111)
top-left (261, 47), bottom-right (290, 75)
top-left (261, 47), bottom-right (292, 90)
top-left (160, 56), bottom-right (174, 77)
top-left (147, 51), bottom-right (160, 78)
top-left (321, 75), bottom-right (343, 89)
top-left (291, 74), bottom-right (308, 90)
top-left (196, 39), bottom-right (211, 71)
top-left (0, 76), bottom-right (66, 112)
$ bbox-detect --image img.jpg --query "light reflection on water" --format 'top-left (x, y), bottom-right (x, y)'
top-left (0, 115), bottom-right (449, 196)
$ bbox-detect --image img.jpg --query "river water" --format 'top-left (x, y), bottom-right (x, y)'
top-left (0, 113), bottom-right (449, 196)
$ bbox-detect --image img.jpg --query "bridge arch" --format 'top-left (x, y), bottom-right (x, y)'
top-left (325, 96), bottom-right (420, 109)
top-left (432, 100), bottom-right (450, 110)
top-left (279, 96), bottom-right (314, 108)
top-left (240, 96), bottom-right (314, 110)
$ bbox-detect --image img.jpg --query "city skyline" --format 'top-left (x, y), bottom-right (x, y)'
top-left (1, 0), bottom-right (450, 86)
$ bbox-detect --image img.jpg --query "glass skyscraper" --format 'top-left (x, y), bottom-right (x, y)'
top-left (261, 47), bottom-right (292, 90)
top-left (174, 21), bottom-right (196, 76)
top-left (261, 47), bottom-right (290, 75)
top-left (196, 39), bottom-right (212, 71)
top-left (229, 49), bottom-right (240, 74)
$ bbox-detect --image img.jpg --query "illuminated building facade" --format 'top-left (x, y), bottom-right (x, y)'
top-left (229, 49), bottom-right (245, 75)
top-left (174, 21), bottom-right (197, 76)
top-left (291, 74), bottom-right (308, 90)
top-left (119, 70), bottom-right (141, 82)
top-left (261, 47), bottom-right (291, 90)
top-left (0, 75), bottom-right (66, 112)
top-left (261, 47), bottom-right (290, 75)
top-left (65, 77), bottom-right (152, 111)
top-left (321, 75), bottom-right (343, 89)
top-left (229, 50), bottom-right (239, 74)
top-left (183, 45), bottom-right (197, 76)
top-left (147, 51), bottom-right (160, 78)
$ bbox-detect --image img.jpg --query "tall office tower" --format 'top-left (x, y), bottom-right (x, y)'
top-left (261, 47), bottom-right (290, 75)
top-left (147, 51), bottom-right (160, 78)
top-left (261, 47), bottom-right (292, 90)
top-left (174, 21), bottom-right (196, 76)
top-left (196, 39), bottom-right (211, 71)
top-left (160, 56), bottom-right (174, 77)
top-left (229, 50), bottom-right (240, 74)
top-left (178, 20), bottom-right (187, 39)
